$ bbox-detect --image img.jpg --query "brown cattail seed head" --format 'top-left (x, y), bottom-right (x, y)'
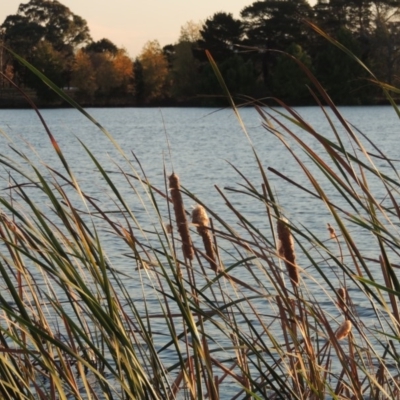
top-left (192, 205), bottom-right (209, 227)
top-left (192, 205), bottom-right (218, 271)
top-left (165, 223), bottom-right (173, 234)
top-left (136, 261), bottom-right (149, 270)
top-left (335, 320), bottom-right (352, 340)
top-left (327, 223), bottom-right (337, 239)
top-left (169, 173), bottom-right (193, 260)
top-left (277, 218), bottom-right (299, 286)
top-left (0, 213), bottom-right (24, 239)
top-left (337, 287), bottom-right (347, 311)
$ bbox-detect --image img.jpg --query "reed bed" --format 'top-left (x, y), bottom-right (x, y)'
top-left (1, 37), bottom-right (400, 399)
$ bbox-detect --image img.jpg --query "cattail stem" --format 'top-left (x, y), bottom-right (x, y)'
top-left (169, 173), bottom-right (193, 260)
top-left (192, 205), bottom-right (218, 272)
top-left (277, 218), bottom-right (299, 286)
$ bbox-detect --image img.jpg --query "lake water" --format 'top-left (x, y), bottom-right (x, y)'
top-left (2, 105), bottom-right (399, 216)
top-left (1, 105), bottom-right (400, 397)
top-left (1, 106), bottom-right (398, 248)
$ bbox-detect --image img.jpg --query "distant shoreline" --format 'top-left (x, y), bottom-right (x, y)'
top-left (0, 87), bottom-right (395, 109)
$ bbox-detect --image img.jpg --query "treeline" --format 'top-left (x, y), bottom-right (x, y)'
top-left (1, 0), bottom-right (400, 106)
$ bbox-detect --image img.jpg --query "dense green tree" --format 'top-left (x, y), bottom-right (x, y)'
top-left (170, 41), bottom-right (201, 101)
top-left (199, 55), bottom-right (258, 105)
top-left (313, 27), bottom-right (371, 104)
top-left (312, 1), bottom-right (346, 35)
top-left (313, 0), bottom-right (399, 35)
top-left (16, 0), bottom-right (91, 53)
top-left (371, 0), bottom-right (400, 22)
top-left (1, 0), bottom-right (91, 94)
top-left (162, 44), bottom-right (176, 70)
top-left (25, 40), bottom-right (64, 100)
top-left (347, 0), bottom-right (373, 35)
top-left (197, 12), bottom-right (243, 62)
top-left (133, 59), bottom-right (145, 104)
top-left (241, 0), bottom-right (313, 50)
top-left (271, 43), bottom-right (312, 103)
top-left (371, 5), bottom-right (400, 84)
top-left (314, 0), bottom-right (372, 35)
top-left (1, 14), bottom-right (45, 85)
top-left (166, 21), bottom-right (203, 103)
top-left (84, 38), bottom-right (118, 55)
top-left (239, 0), bottom-right (313, 90)
top-left (310, 0), bottom-right (400, 94)
top-left (1, 14), bottom-right (45, 57)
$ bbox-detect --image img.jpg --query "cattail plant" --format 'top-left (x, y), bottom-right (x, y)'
top-left (4, 41), bottom-right (400, 399)
top-left (169, 173), bottom-right (194, 260)
top-left (335, 320), bottom-right (352, 340)
top-left (327, 222), bottom-right (344, 265)
top-left (337, 288), bottom-right (347, 312)
top-left (164, 223), bottom-right (173, 234)
top-left (192, 205), bottom-right (218, 272)
top-left (277, 218), bottom-right (299, 286)
top-left (327, 223), bottom-right (337, 239)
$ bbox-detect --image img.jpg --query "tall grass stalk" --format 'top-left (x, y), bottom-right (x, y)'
top-left (1, 35), bottom-right (400, 399)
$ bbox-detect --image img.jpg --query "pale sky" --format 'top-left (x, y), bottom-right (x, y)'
top-left (1, 0), bottom-right (317, 58)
